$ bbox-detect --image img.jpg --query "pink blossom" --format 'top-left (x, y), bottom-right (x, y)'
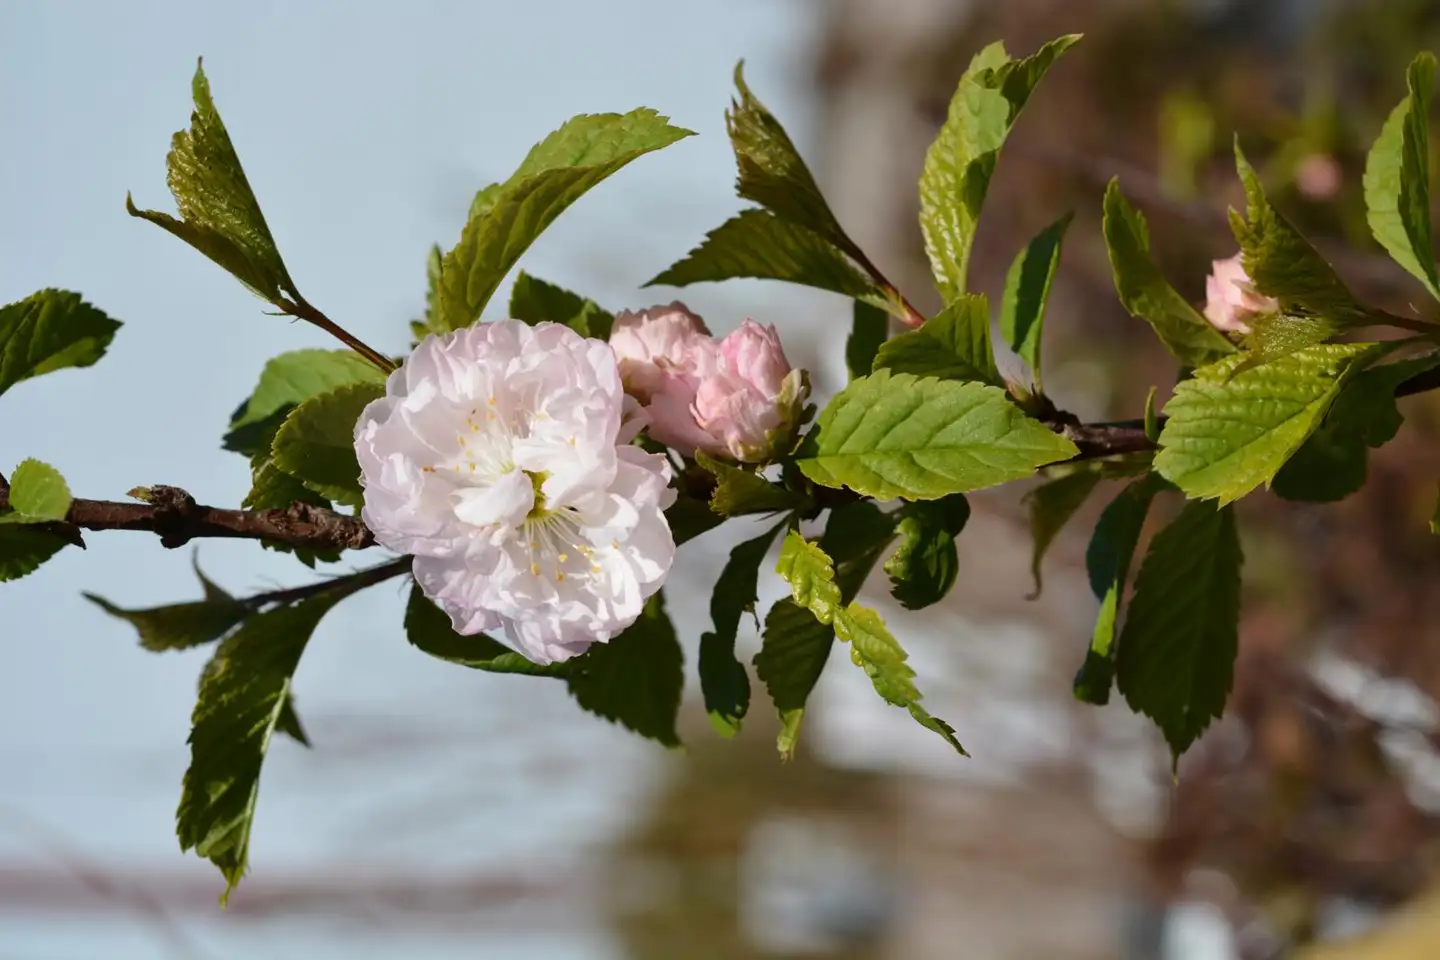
top-left (1203, 253), bottom-right (1277, 335)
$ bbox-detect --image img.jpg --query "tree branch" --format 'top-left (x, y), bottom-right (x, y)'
top-left (0, 484), bottom-right (375, 551)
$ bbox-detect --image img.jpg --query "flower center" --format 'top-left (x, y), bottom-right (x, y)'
top-left (525, 470), bottom-right (550, 521)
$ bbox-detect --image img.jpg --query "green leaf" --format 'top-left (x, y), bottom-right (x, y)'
top-left (1102, 180), bottom-right (1235, 367)
top-left (403, 583), bottom-right (565, 676)
top-left (846, 300), bottom-right (888, 381)
top-left (1074, 473), bottom-right (1165, 706)
top-left (242, 457), bottom-right (329, 512)
top-left (1001, 212), bottom-right (1073, 385)
top-left (435, 110), bottom-right (693, 330)
top-left (872, 294), bottom-right (1002, 386)
top-left (0, 526), bottom-right (67, 582)
top-left (919, 35), bottom-right (1080, 300)
top-left (0, 289), bottom-right (121, 399)
top-left (271, 382), bottom-right (384, 508)
top-left (727, 64), bottom-right (856, 255)
top-left (85, 559), bottom-right (249, 652)
top-left (4, 459), bottom-right (72, 522)
top-left (697, 452), bottom-right (805, 517)
top-left (127, 60), bottom-right (297, 303)
top-left (647, 209), bottom-right (884, 308)
top-left (1155, 343), bottom-right (1382, 503)
top-left (566, 592), bottom-right (684, 747)
top-left (178, 584), bottom-right (359, 902)
top-left (821, 500), bottom-right (899, 603)
top-left (1116, 500), bottom-right (1242, 761)
top-left (509, 271), bottom-right (615, 340)
top-left (1364, 53), bottom-right (1440, 301)
top-left (411, 244), bottom-right (445, 341)
top-left (1023, 467), bottom-right (1103, 599)
top-left (775, 530), bottom-right (842, 624)
top-left (798, 369), bottom-right (1078, 500)
top-left (1274, 352), bottom-right (1440, 502)
top-left (1432, 483), bottom-right (1440, 534)
top-left (884, 494), bottom-right (970, 610)
top-left (700, 520), bottom-right (788, 737)
top-left (225, 350), bottom-right (386, 453)
top-left (665, 493), bottom-right (725, 547)
top-left (274, 695), bottom-right (310, 748)
top-left (754, 597), bottom-right (835, 759)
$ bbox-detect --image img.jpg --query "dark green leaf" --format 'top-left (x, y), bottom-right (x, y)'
top-left (403, 583), bottom-right (565, 676)
top-left (846, 300), bottom-right (888, 381)
top-left (885, 494), bottom-right (970, 610)
top-left (697, 451), bottom-right (806, 517)
top-left (435, 110), bottom-right (693, 330)
top-left (225, 350), bottom-right (385, 453)
top-left (821, 500), bottom-right (899, 603)
top-left (701, 520), bottom-right (788, 737)
top-left (1364, 53), bottom-right (1439, 301)
top-left (1116, 500), bottom-right (1242, 762)
top-left (274, 694), bottom-right (310, 748)
top-left (1001, 212), bottom-right (1073, 384)
top-left (127, 61), bottom-right (297, 302)
top-left (566, 592), bottom-right (684, 747)
top-left (85, 559), bottom-right (249, 652)
top-left (0, 289), bottom-right (121, 399)
top-left (3, 459), bottom-right (72, 522)
top-left (0, 526), bottom-right (67, 582)
top-left (919, 36), bottom-right (1080, 299)
top-left (1023, 468), bottom-right (1103, 599)
top-left (1102, 179), bottom-right (1235, 367)
top-left (271, 382), bottom-right (385, 507)
top-left (509, 271), bottom-right (614, 340)
top-left (754, 597), bottom-right (835, 759)
top-left (666, 492), bottom-right (725, 546)
top-left (873, 294), bottom-right (1002, 386)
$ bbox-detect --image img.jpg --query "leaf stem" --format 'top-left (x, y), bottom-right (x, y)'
top-left (243, 556), bottom-right (410, 609)
top-left (282, 297), bottom-right (397, 374)
top-left (845, 246), bottom-right (927, 328)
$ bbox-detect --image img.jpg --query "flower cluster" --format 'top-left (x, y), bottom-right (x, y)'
top-left (1202, 252), bottom-right (1278, 335)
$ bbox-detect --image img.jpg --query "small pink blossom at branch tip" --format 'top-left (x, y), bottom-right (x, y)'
top-left (1203, 253), bottom-right (1277, 336)
top-left (1296, 153), bottom-right (1342, 202)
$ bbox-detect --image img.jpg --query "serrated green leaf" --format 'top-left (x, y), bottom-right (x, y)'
top-left (1074, 473), bottom-right (1165, 706)
top-left (1102, 180), bottom-right (1235, 367)
top-left (0, 526), bottom-right (67, 582)
top-left (242, 457), bottom-right (329, 511)
top-left (1116, 500), bottom-right (1242, 762)
top-left (509, 271), bottom-right (614, 340)
top-left (919, 36), bottom-right (1080, 300)
top-left (697, 452), bottom-right (805, 517)
top-left (798, 369), bottom-right (1078, 500)
top-left (1274, 352), bottom-right (1440, 502)
top-left (127, 61), bottom-right (297, 303)
top-left (821, 500), bottom-right (899, 602)
top-left (225, 350), bottom-right (386, 452)
top-left (0, 289), bottom-right (121, 399)
top-left (846, 300), bottom-right (888, 381)
top-left (435, 110), bottom-right (692, 331)
top-left (665, 493), bottom-right (724, 547)
top-left (274, 694), bottom-right (310, 748)
top-left (565, 592), bottom-right (683, 747)
top-left (271, 382), bottom-right (384, 508)
top-left (872, 294), bottom-right (1002, 386)
top-left (4, 459), bottom-right (72, 522)
top-left (1001, 212), bottom-right (1073, 385)
top-left (884, 494), bottom-right (970, 610)
top-left (727, 64), bottom-right (856, 255)
top-left (1364, 53), bottom-right (1439, 301)
top-left (85, 560), bottom-right (249, 652)
top-left (403, 583), bottom-right (566, 676)
top-left (1155, 343), bottom-right (1382, 503)
top-left (647, 209), bottom-right (885, 308)
top-left (776, 531), bottom-right (842, 624)
top-left (701, 520), bottom-right (787, 737)
top-left (178, 583), bottom-right (361, 903)
top-left (1023, 467), bottom-right (1103, 599)
top-left (754, 597), bottom-right (834, 759)
top-left (412, 244), bottom-right (445, 341)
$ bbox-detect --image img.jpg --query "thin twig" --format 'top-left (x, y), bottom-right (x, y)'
top-left (242, 556), bottom-right (411, 609)
top-left (281, 296), bottom-right (398, 374)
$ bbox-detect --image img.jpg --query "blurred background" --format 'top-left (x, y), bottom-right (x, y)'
top-left (4, 0), bottom-right (1440, 957)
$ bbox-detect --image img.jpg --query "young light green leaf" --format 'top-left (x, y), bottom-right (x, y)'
top-left (0, 290), bottom-right (121, 399)
top-left (846, 300), bottom-right (889, 381)
top-left (127, 61), bottom-right (298, 303)
top-left (178, 584), bottom-right (359, 903)
top-left (85, 560), bottom-right (250, 652)
top-left (647, 209), bottom-right (885, 308)
top-left (509, 271), bottom-right (615, 340)
top-left (1155, 343), bottom-right (1381, 503)
top-left (0, 527), bottom-right (67, 582)
top-left (1001, 212), bottom-right (1073, 386)
top-left (701, 520), bottom-right (788, 737)
top-left (1023, 467), bottom-right (1103, 599)
top-left (4, 459), bottom-right (72, 522)
top-left (872, 294), bottom-right (1002, 386)
top-left (697, 452), bottom-right (806, 517)
top-left (403, 583), bottom-right (566, 677)
top-left (1364, 53), bottom-right (1439, 301)
top-left (797, 369), bottom-right (1079, 500)
top-left (1102, 180), bottom-right (1235, 367)
top-left (754, 597), bottom-right (834, 759)
top-left (1116, 500), bottom-right (1242, 762)
top-left (776, 530), bottom-right (842, 624)
top-left (919, 36), bottom-right (1080, 300)
top-left (1273, 352), bottom-right (1440, 502)
top-left (435, 110), bottom-right (693, 331)
top-left (884, 494), bottom-right (970, 611)
top-left (1074, 472), bottom-right (1165, 705)
top-left (271, 382), bottom-right (384, 508)
top-left (225, 350), bottom-right (386, 453)
top-left (565, 592), bottom-right (684, 747)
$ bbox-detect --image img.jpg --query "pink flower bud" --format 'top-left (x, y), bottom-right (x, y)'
top-left (1295, 153), bottom-right (1342, 202)
top-left (1202, 253), bottom-right (1277, 335)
